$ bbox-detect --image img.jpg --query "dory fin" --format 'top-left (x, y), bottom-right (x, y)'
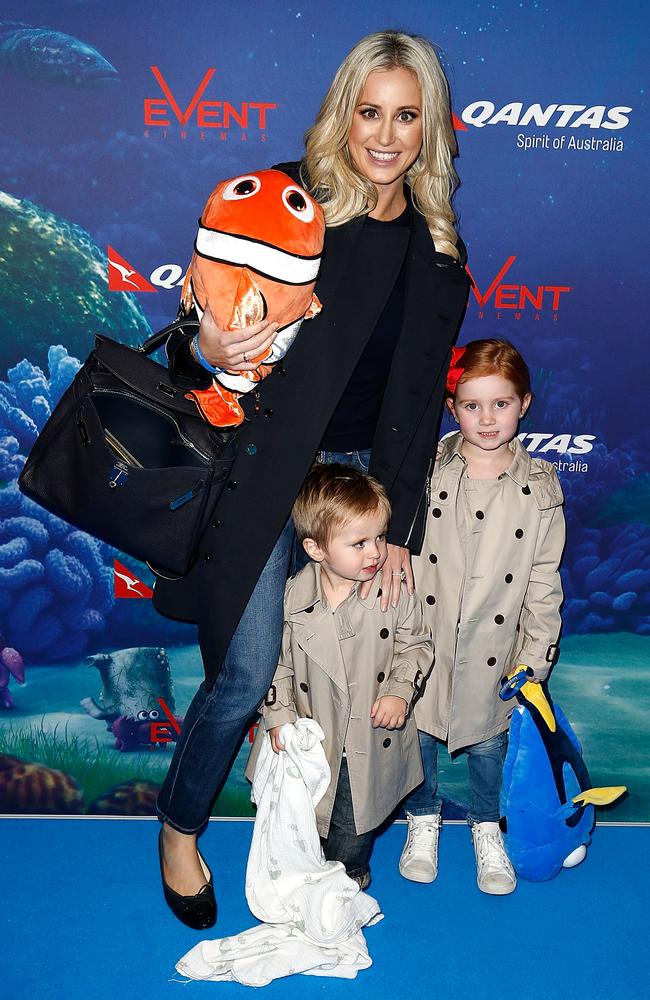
top-left (228, 268), bottom-right (266, 329)
top-left (572, 786), bottom-right (627, 807)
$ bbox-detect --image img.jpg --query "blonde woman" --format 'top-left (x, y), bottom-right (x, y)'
top-left (155, 29), bottom-right (470, 927)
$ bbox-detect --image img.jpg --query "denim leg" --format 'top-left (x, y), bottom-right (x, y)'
top-left (157, 518), bottom-right (295, 833)
top-left (466, 730), bottom-right (509, 825)
top-left (321, 759), bottom-right (375, 878)
top-left (402, 730), bottom-right (443, 816)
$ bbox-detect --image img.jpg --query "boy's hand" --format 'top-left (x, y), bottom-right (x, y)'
top-left (269, 726), bottom-right (285, 753)
top-left (370, 695), bottom-right (408, 730)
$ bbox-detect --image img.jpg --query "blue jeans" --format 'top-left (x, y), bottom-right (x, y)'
top-left (322, 758), bottom-right (374, 879)
top-left (157, 449), bottom-right (371, 833)
top-left (157, 517), bottom-right (295, 833)
top-left (405, 730), bottom-right (509, 824)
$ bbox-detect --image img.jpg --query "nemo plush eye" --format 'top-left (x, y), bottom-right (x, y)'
top-left (222, 175), bottom-right (261, 200)
top-left (282, 185), bottom-right (315, 222)
top-left (149, 710), bottom-right (160, 720)
top-left (136, 710), bottom-right (149, 721)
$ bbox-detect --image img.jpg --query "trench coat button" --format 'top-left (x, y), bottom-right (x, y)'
top-left (522, 485), bottom-right (531, 495)
top-left (246, 443), bottom-right (257, 455)
top-left (476, 510), bottom-right (485, 520)
top-left (277, 365), bottom-right (287, 376)
top-left (391, 426), bottom-right (399, 433)
top-left (495, 614), bottom-right (504, 625)
top-left (377, 672), bottom-right (385, 683)
top-left (380, 628), bottom-right (390, 639)
top-left (227, 480), bottom-right (237, 490)
top-left (429, 554), bottom-right (438, 564)
top-left (211, 519), bottom-right (221, 529)
top-left (439, 490), bottom-right (448, 500)
top-left (383, 737), bottom-right (391, 748)
top-left (432, 508), bottom-right (442, 518)
top-left (264, 408), bottom-right (273, 417)
top-left (300, 682), bottom-right (309, 692)
top-left (515, 528), bottom-right (524, 538)
top-left (487, 656), bottom-right (497, 666)
top-left (203, 552), bottom-right (212, 563)
top-left (304, 605), bottom-right (314, 613)
top-left (505, 573), bottom-right (513, 583)
top-left (426, 595), bottom-right (436, 605)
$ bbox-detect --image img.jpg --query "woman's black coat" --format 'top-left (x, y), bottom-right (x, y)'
top-left (153, 162), bottom-right (470, 688)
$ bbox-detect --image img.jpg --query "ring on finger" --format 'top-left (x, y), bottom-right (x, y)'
top-left (242, 351), bottom-right (249, 363)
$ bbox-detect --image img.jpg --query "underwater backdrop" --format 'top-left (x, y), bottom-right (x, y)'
top-left (0, 0), bottom-right (647, 820)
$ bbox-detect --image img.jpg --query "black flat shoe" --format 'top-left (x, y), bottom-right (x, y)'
top-left (158, 828), bottom-right (217, 930)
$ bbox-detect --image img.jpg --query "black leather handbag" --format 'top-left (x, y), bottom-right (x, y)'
top-left (18, 319), bottom-right (235, 578)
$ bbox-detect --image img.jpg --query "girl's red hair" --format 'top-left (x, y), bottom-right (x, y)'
top-left (452, 339), bottom-right (531, 400)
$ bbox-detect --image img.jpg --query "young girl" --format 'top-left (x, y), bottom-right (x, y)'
top-left (399, 339), bottom-right (565, 894)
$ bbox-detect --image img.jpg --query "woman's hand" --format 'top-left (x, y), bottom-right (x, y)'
top-left (370, 695), bottom-right (407, 730)
top-left (269, 726), bottom-right (285, 753)
top-left (197, 305), bottom-right (279, 372)
top-left (379, 544), bottom-right (414, 611)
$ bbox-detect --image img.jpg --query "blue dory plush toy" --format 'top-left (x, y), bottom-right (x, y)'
top-left (499, 670), bottom-right (625, 881)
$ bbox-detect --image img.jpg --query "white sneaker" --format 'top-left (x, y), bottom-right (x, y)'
top-left (399, 812), bottom-right (441, 883)
top-left (471, 821), bottom-right (517, 895)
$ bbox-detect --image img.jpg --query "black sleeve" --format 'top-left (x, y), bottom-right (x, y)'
top-left (165, 310), bottom-right (213, 390)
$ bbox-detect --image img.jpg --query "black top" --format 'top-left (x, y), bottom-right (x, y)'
top-left (319, 203), bottom-right (410, 451)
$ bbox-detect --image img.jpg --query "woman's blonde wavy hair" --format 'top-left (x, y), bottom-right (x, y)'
top-left (303, 30), bottom-right (461, 259)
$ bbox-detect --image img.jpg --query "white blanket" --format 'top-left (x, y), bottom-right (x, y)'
top-left (176, 719), bottom-right (382, 987)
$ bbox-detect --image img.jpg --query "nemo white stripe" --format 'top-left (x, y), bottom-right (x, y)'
top-left (195, 228), bottom-right (320, 285)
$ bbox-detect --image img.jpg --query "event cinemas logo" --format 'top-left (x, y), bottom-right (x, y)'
top-left (459, 101), bottom-right (632, 130)
top-left (466, 256), bottom-right (571, 319)
top-left (143, 66), bottom-right (276, 134)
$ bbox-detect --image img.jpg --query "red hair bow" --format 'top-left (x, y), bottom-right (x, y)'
top-left (446, 346), bottom-right (466, 395)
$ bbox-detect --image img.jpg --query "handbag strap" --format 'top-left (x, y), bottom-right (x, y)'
top-left (138, 316), bottom-right (200, 356)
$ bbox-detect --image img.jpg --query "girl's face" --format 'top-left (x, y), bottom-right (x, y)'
top-left (448, 374), bottom-right (531, 453)
top-left (347, 66), bottom-right (423, 192)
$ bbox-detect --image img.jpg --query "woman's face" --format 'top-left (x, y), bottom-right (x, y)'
top-left (347, 66), bottom-right (423, 191)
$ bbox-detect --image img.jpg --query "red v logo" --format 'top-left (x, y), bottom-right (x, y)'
top-left (150, 66), bottom-right (216, 126)
top-left (466, 256), bottom-right (517, 307)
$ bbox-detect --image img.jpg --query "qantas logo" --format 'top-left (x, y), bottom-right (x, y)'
top-left (459, 101), bottom-right (632, 130)
top-left (108, 247), bottom-right (156, 292)
top-left (466, 256), bottom-right (571, 316)
top-left (113, 560), bottom-right (153, 599)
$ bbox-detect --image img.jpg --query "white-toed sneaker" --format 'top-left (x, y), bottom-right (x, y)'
top-left (471, 821), bottom-right (517, 895)
top-left (399, 812), bottom-right (441, 883)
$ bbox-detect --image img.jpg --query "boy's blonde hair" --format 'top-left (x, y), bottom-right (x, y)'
top-left (293, 463), bottom-right (391, 548)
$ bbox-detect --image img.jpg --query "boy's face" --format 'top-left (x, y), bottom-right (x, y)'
top-left (305, 510), bottom-right (388, 585)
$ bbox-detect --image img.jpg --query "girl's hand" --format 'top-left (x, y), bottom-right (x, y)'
top-left (370, 695), bottom-right (407, 730)
top-left (269, 727), bottom-right (285, 753)
top-left (197, 305), bottom-right (279, 371)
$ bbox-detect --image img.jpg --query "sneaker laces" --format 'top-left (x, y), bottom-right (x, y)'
top-left (405, 816), bottom-right (440, 856)
top-left (475, 827), bottom-right (513, 875)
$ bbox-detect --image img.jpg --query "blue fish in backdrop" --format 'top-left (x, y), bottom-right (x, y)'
top-left (0, 22), bottom-right (118, 87)
top-left (499, 671), bottom-right (625, 881)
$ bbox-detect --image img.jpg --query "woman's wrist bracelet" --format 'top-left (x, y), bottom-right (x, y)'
top-left (190, 333), bottom-right (218, 374)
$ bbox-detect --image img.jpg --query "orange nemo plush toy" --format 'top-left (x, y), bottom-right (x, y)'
top-left (180, 169), bottom-right (325, 427)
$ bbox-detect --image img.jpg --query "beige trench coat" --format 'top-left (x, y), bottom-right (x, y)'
top-left (413, 432), bottom-right (565, 752)
top-left (246, 561), bottom-right (431, 837)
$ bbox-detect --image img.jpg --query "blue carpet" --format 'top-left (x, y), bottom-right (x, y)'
top-left (2, 819), bottom-right (648, 1000)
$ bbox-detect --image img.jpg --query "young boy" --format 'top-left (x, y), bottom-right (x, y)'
top-left (250, 463), bottom-right (432, 888)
